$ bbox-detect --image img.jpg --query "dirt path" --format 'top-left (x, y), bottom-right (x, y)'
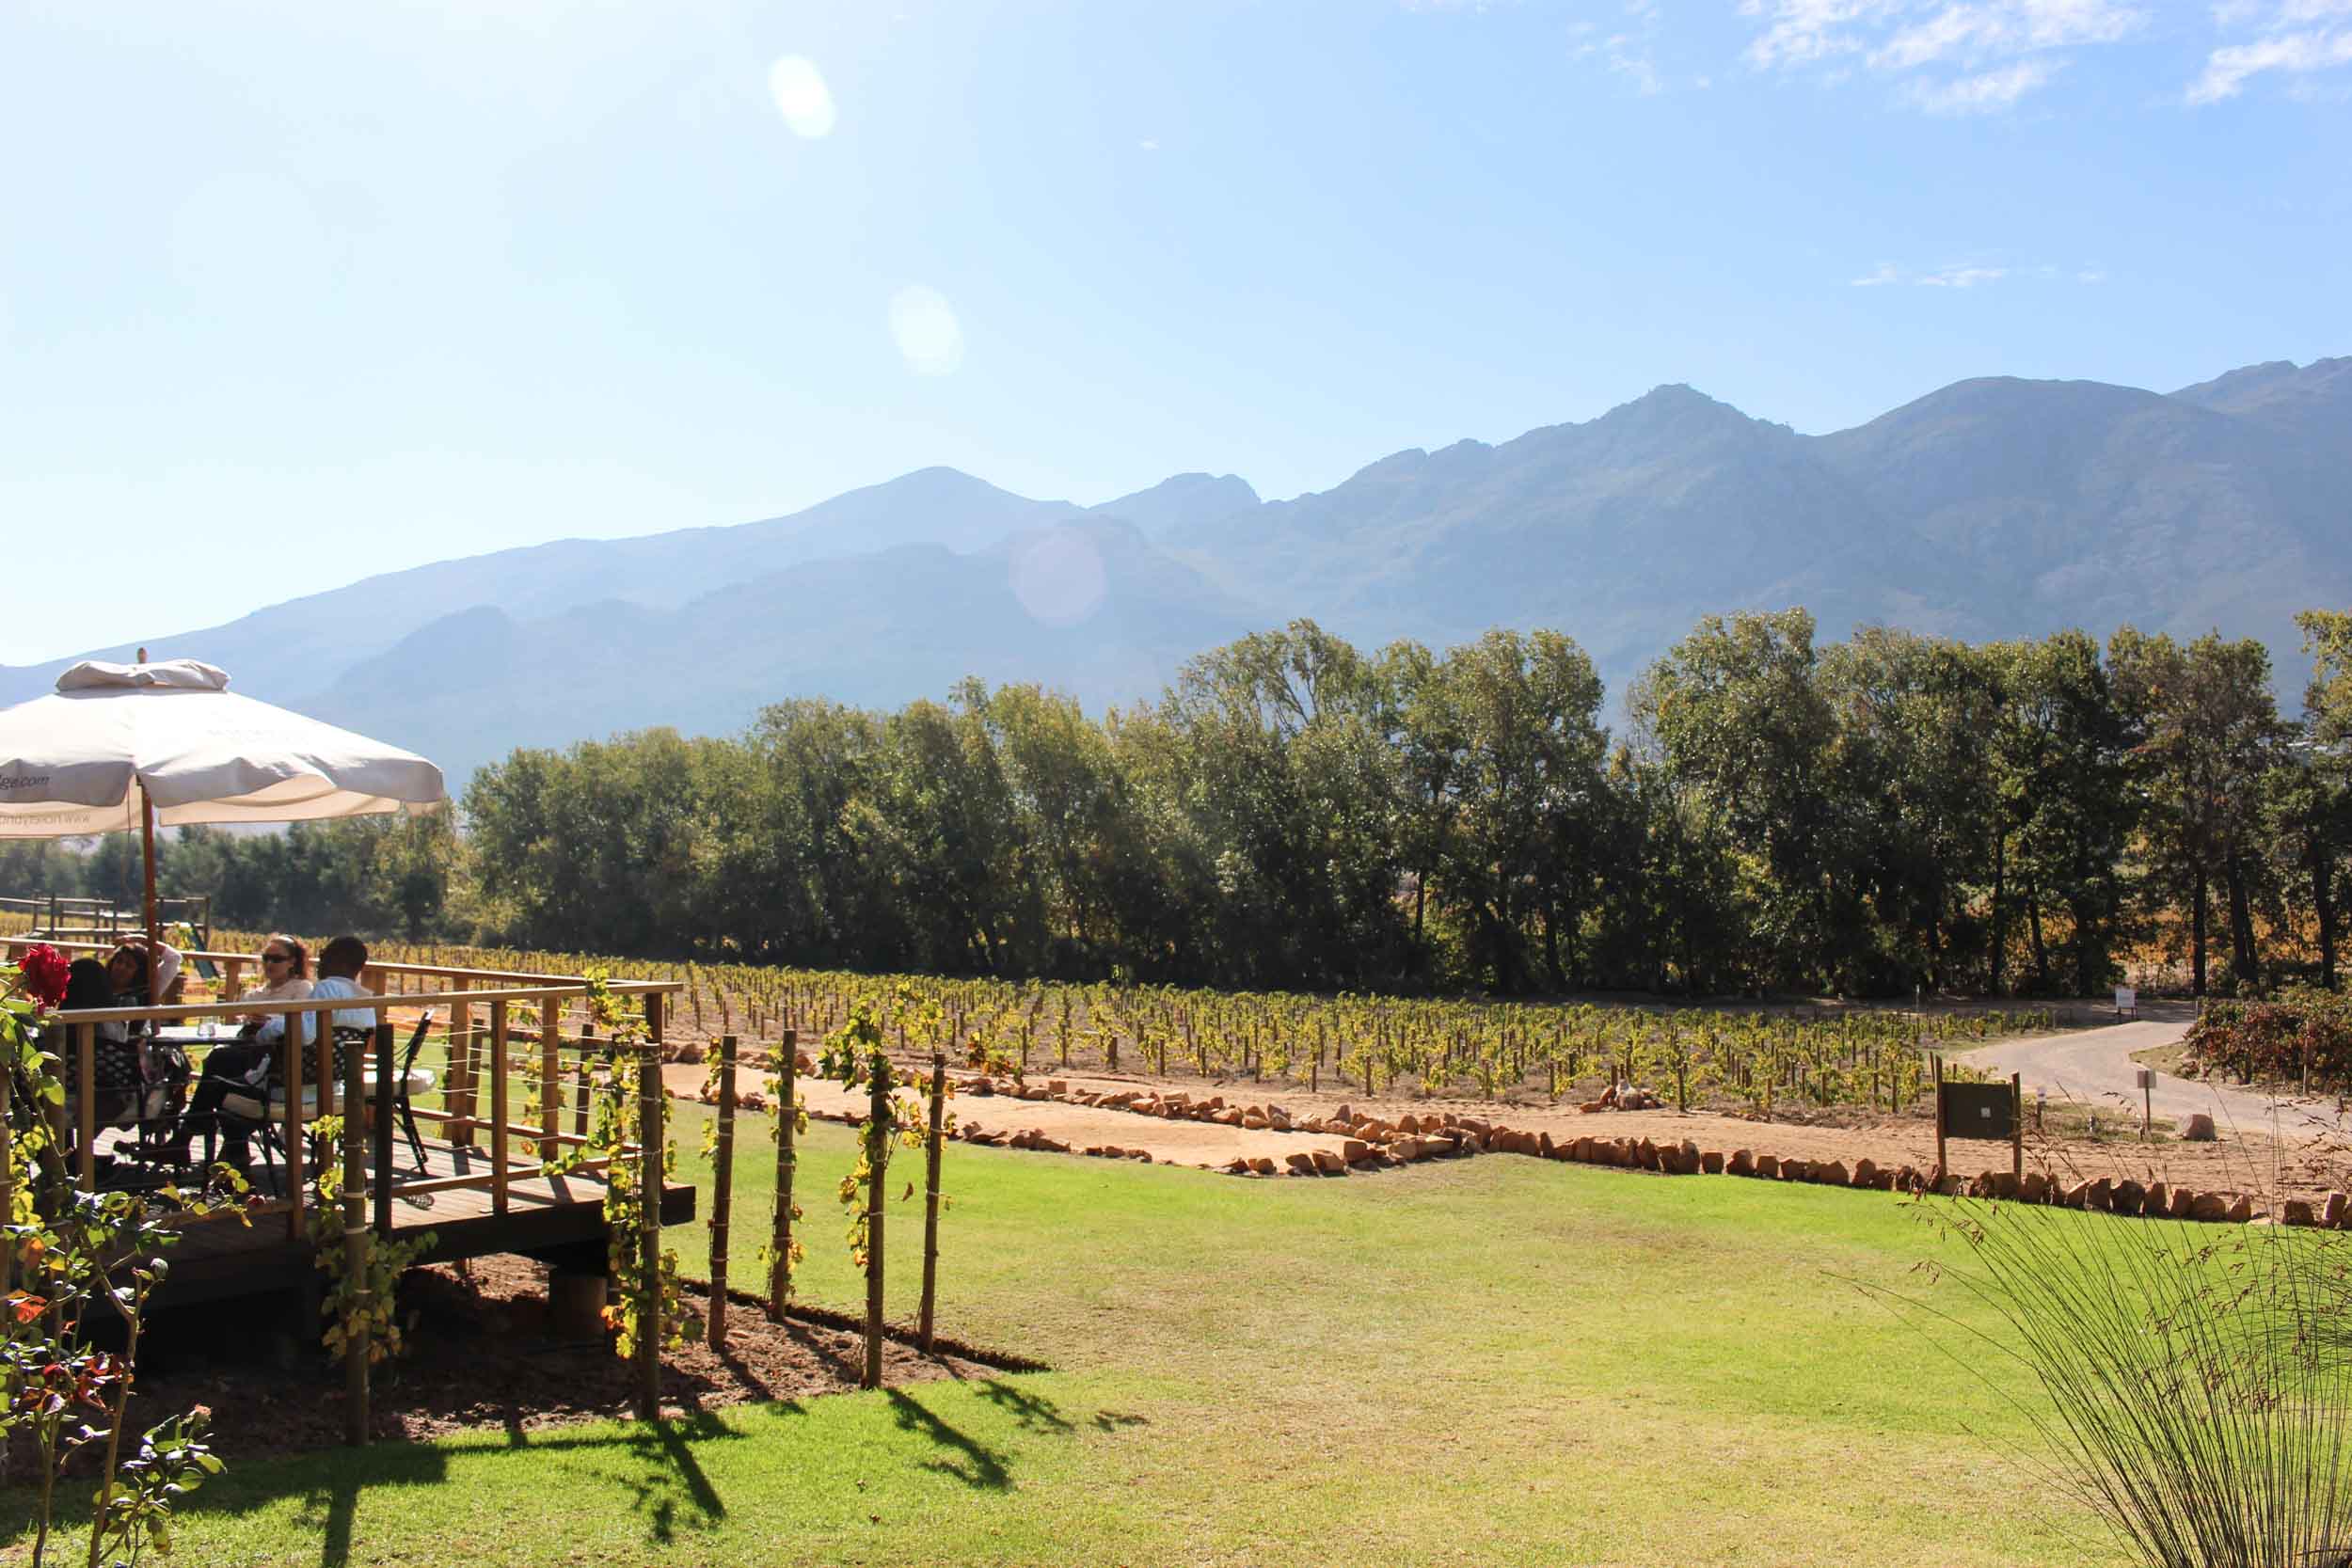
top-left (660, 1058), bottom-right (2346, 1200)
top-left (1956, 1006), bottom-right (2350, 1144)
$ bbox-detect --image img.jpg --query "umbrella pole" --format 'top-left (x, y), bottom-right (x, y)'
top-left (135, 650), bottom-right (160, 999)
top-left (141, 787), bottom-right (159, 996)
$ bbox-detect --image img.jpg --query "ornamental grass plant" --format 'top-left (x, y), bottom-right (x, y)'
top-left (1894, 1194), bottom-right (2352, 1568)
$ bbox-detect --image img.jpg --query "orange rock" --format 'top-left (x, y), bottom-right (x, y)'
top-left (1815, 1161), bottom-right (1849, 1188)
top-left (1342, 1139), bottom-right (1371, 1164)
top-left (2327, 1193), bottom-right (2350, 1228)
top-left (1309, 1149), bottom-right (1345, 1176)
top-left (1248, 1156), bottom-right (1278, 1176)
top-left (1726, 1148), bottom-right (1756, 1177)
top-left (1754, 1154), bottom-right (1779, 1179)
top-left (2283, 1198), bottom-right (2319, 1227)
top-left (1284, 1152), bottom-right (1319, 1175)
top-left (1700, 1149), bottom-right (1724, 1175)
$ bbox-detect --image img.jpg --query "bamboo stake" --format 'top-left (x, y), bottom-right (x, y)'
top-left (707, 1035), bottom-right (738, 1345)
top-left (919, 1050), bottom-right (946, 1354)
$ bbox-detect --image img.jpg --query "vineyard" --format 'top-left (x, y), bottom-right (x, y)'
top-left (183, 929), bottom-right (2069, 1120)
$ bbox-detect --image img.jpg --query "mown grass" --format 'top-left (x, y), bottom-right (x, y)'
top-left (2, 1103), bottom-right (2129, 1567)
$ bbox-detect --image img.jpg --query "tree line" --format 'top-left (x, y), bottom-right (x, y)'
top-left (16, 608), bottom-right (2348, 1000)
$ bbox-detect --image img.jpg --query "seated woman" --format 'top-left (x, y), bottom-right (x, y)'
top-left (154, 935), bottom-right (353, 1175)
top-left (103, 937), bottom-right (193, 1143)
top-left (236, 935), bottom-right (314, 1040)
top-left (43, 958), bottom-right (144, 1151)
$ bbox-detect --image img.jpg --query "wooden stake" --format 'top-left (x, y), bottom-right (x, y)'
top-left (635, 993), bottom-right (665, 1422)
top-left (770, 1030), bottom-right (798, 1318)
top-left (1933, 1054), bottom-right (1947, 1182)
top-left (919, 1050), bottom-right (946, 1354)
top-left (2011, 1071), bottom-right (2024, 1179)
top-left (863, 1049), bottom-right (887, 1390)
top-left (707, 1035), bottom-right (738, 1345)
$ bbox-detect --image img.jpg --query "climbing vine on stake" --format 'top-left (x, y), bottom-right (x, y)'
top-left (818, 999), bottom-right (935, 1387)
top-left (583, 974), bottom-right (698, 1363)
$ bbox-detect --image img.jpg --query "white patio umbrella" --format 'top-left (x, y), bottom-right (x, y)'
top-left (0, 656), bottom-right (446, 984)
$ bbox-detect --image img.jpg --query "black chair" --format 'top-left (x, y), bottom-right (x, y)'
top-left (220, 1011), bottom-right (438, 1181)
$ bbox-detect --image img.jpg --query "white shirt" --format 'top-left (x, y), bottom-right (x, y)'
top-left (299, 974), bottom-right (381, 1044)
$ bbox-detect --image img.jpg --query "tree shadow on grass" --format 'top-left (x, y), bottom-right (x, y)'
top-left (886, 1386), bottom-right (1012, 1490)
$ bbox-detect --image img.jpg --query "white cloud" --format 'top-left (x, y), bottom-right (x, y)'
top-left (1917, 263), bottom-right (2010, 286)
top-left (888, 285), bottom-right (964, 377)
top-left (1851, 258), bottom-right (2106, 286)
top-left (1570, 1), bottom-right (1669, 91)
top-left (1909, 54), bottom-right (2063, 108)
top-left (2190, 3), bottom-right (2352, 102)
top-left (767, 55), bottom-right (837, 138)
top-left (1743, 0), bottom-right (2139, 110)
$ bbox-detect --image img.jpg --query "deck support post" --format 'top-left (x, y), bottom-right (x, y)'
top-left (373, 1019), bottom-right (395, 1237)
top-left (342, 1018), bottom-right (372, 1446)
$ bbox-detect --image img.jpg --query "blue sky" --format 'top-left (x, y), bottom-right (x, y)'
top-left (3, 0), bottom-right (2346, 664)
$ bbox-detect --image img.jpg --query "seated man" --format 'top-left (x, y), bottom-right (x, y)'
top-left (157, 934), bottom-right (378, 1175)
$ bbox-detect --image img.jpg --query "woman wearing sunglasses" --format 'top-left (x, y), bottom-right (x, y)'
top-left (239, 936), bottom-right (313, 1037)
top-left (140, 935), bottom-right (312, 1171)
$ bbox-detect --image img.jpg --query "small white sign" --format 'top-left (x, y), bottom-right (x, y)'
top-left (2114, 986), bottom-right (2137, 1015)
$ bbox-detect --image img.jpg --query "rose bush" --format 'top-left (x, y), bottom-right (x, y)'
top-left (12, 943), bottom-right (69, 1012)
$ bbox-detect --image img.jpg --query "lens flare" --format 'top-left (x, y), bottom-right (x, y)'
top-left (768, 55), bottom-right (836, 138)
top-left (888, 285), bottom-right (964, 376)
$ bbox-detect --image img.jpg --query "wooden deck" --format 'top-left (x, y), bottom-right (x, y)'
top-left (152, 1141), bottom-right (697, 1307)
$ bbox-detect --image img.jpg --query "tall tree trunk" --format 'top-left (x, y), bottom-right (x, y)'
top-left (2225, 847), bottom-right (2259, 991)
top-left (1539, 899), bottom-right (1567, 992)
top-left (2026, 872), bottom-right (2051, 993)
top-left (2313, 826), bottom-right (2340, 992)
top-left (2191, 864), bottom-right (2210, 999)
top-left (1989, 825), bottom-right (2009, 995)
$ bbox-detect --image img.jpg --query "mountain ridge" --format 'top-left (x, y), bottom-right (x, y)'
top-left (7, 356), bottom-right (2345, 783)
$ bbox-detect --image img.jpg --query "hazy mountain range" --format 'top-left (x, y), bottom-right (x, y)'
top-left (7, 356), bottom-right (2346, 786)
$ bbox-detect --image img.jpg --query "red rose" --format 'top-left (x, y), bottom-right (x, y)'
top-left (15, 944), bottom-right (70, 1011)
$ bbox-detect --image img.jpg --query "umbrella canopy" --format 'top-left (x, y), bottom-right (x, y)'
top-left (0, 658), bottom-right (446, 839)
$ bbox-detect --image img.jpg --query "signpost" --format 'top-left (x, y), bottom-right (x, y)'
top-left (2114, 985), bottom-right (2137, 1020)
top-left (1934, 1058), bottom-right (2025, 1181)
top-left (2136, 1065), bottom-right (2153, 1137)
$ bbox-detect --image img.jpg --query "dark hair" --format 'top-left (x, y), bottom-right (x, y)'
top-left (104, 943), bottom-right (149, 997)
top-left (319, 934), bottom-right (368, 975)
top-left (262, 933), bottom-right (309, 978)
top-left (62, 958), bottom-right (112, 1012)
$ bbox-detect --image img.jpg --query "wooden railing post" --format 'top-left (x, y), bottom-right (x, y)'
top-left (373, 1020), bottom-right (394, 1237)
top-left (919, 1050), bottom-right (946, 1354)
top-left (342, 1006), bottom-right (370, 1447)
top-left (707, 1035), bottom-right (737, 1345)
top-left (490, 1001), bottom-right (511, 1215)
top-left (571, 1021), bottom-right (596, 1140)
top-left (75, 1023), bottom-right (96, 1193)
top-left (447, 977), bottom-right (473, 1148)
top-left (770, 1030), bottom-right (797, 1318)
top-left (539, 993), bottom-right (562, 1161)
top-left (635, 990), bottom-right (666, 1422)
top-left (285, 1005), bottom-right (306, 1243)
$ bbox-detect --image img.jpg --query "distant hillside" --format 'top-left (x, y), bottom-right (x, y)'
top-left (8, 356), bottom-right (2346, 783)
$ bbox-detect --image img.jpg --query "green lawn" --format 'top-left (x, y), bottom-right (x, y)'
top-left (3, 1101), bottom-right (2127, 1568)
